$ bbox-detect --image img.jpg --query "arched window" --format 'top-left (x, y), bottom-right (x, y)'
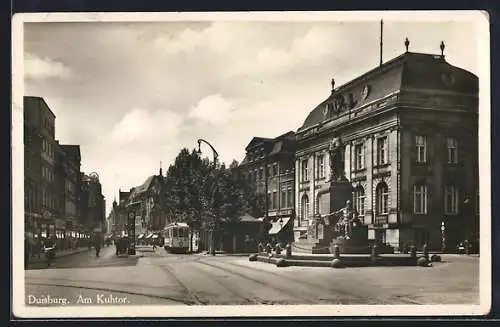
top-left (413, 181), bottom-right (428, 214)
top-left (353, 186), bottom-right (365, 216)
top-left (376, 182), bottom-right (389, 215)
top-left (301, 194), bottom-right (310, 224)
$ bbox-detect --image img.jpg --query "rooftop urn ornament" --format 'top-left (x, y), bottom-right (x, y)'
top-left (440, 41), bottom-right (445, 58)
top-left (404, 37), bottom-right (410, 52)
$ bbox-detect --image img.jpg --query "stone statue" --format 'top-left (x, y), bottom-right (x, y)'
top-left (335, 200), bottom-right (359, 239)
top-left (328, 136), bottom-right (343, 182)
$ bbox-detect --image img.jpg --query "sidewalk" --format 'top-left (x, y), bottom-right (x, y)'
top-left (27, 247), bottom-right (89, 264)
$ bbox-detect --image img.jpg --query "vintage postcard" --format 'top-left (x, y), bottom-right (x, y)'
top-left (12, 11), bottom-right (491, 318)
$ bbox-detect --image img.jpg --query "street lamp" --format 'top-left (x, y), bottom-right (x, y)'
top-left (196, 138), bottom-right (219, 256)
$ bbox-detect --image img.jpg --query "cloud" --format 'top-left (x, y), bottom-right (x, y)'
top-left (109, 108), bottom-right (184, 145)
top-left (24, 53), bottom-right (72, 81)
top-left (188, 94), bottom-right (236, 125)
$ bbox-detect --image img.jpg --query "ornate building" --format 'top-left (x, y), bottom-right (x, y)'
top-left (239, 131), bottom-right (296, 243)
top-left (294, 48), bottom-right (478, 252)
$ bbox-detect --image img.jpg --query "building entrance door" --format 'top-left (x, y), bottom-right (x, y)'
top-left (375, 229), bottom-right (386, 244)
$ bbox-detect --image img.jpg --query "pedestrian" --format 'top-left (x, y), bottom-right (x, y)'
top-left (94, 233), bottom-right (102, 257)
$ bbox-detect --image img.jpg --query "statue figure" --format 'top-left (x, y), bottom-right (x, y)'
top-left (333, 200), bottom-right (360, 240)
top-left (328, 136), bottom-right (343, 182)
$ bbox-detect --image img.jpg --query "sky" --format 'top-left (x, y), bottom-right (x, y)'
top-left (23, 14), bottom-right (481, 216)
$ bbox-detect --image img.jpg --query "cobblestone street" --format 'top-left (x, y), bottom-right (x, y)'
top-left (25, 246), bottom-right (480, 306)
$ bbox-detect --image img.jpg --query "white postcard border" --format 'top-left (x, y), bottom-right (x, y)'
top-left (12, 10), bottom-right (491, 318)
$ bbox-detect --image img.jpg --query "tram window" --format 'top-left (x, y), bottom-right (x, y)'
top-left (173, 229), bottom-right (178, 237)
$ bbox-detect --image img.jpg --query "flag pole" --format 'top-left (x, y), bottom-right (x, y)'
top-left (379, 19), bottom-right (383, 67)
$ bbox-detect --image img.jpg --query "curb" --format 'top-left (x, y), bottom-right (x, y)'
top-left (27, 248), bottom-right (89, 265)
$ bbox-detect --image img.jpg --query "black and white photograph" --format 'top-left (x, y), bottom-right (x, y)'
top-left (12, 11), bottom-right (491, 318)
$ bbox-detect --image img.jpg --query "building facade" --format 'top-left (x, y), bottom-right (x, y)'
top-left (24, 96), bottom-right (58, 240)
top-left (239, 131), bottom-right (296, 243)
top-left (79, 172), bottom-right (106, 232)
top-left (294, 51), bottom-right (478, 252)
top-left (54, 143), bottom-right (82, 248)
top-left (125, 168), bottom-right (168, 236)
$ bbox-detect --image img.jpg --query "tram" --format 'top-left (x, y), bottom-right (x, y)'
top-left (162, 222), bottom-right (190, 253)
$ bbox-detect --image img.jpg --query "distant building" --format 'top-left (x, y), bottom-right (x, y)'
top-left (238, 131), bottom-right (296, 243)
top-left (109, 190), bottom-right (132, 236)
top-left (294, 50), bottom-right (478, 252)
top-left (80, 172), bottom-right (106, 232)
top-left (126, 167), bottom-right (168, 235)
top-left (54, 142), bottom-right (82, 247)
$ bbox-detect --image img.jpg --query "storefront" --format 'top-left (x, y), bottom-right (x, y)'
top-left (267, 209), bottom-right (294, 244)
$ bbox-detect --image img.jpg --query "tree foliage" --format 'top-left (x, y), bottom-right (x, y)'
top-left (163, 148), bottom-right (256, 233)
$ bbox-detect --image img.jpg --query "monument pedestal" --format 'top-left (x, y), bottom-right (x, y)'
top-left (311, 178), bottom-right (353, 254)
top-left (330, 225), bottom-right (370, 254)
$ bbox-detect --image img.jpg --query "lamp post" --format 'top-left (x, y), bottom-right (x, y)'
top-left (196, 139), bottom-right (219, 256)
top-left (279, 217), bottom-right (284, 244)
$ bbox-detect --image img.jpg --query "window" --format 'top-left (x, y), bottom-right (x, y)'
top-left (272, 163), bottom-right (278, 176)
top-left (272, 191), bottom-right (277, 210)
top-left (259, 167), bottom-right (263, 180)
top-left (353, 186), bottom-right (365, 216)
top-left (445, 185), bottom-right (459, 214)
top-left (447, 138), bottom-right (458, 163)
top-left (301, 194), bottom-right (310, 223)
top-left (301, 159), bottom-right (309, 182)
top-left (413, 184), bottom-right (428, 214)
top-left (281, 189), bottom-right (287, 208)
top-left (377, 137), bottom-right (388, 165)
top-left (354, 143), bottom-right (365, 170)
top-left (316, 155), bottom-right (325, 178)
top-left (376, 182), bottom-right (389, 215)
top-left (416, 135), bottom-right (427, 163)
top-left (287, 187), bottom-right (293, 208)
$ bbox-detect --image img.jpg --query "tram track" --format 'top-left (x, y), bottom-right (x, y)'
top-left (156, 263), bottom-right (209, 305)
top-left (186, 262), bottom-right (267, 305)
top-left (194, 259), bottom-right (324, 304)
top-left (203, 260), bottom-right (423, 305)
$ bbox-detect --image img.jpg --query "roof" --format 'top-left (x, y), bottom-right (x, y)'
top-left (238, 213), bottom-right (261, 223)
top-left (240, 131), bottom-right (296, 164)
top-left (299, 52), bottom-right (479, 131)
top-left (130, 175), bottom-right (155, 198)
top-left (244, 137), bottom-right (273, 151)
top-left (60, 144), bottom-right (81, 161)
top-left (24, 96), bottom-right (56, 119)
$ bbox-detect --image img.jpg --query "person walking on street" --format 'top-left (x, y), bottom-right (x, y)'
top-left (94, 233), bottom-right (102, 257)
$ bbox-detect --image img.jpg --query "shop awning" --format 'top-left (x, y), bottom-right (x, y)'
top-left (137, 234), bottom-right (145, 239)
top-left (146, 233), bottom-right (154, 239)
top-left (268, 217), bottom-right (291, 235)
top-left (152, 234), bottom-right (159, 239)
